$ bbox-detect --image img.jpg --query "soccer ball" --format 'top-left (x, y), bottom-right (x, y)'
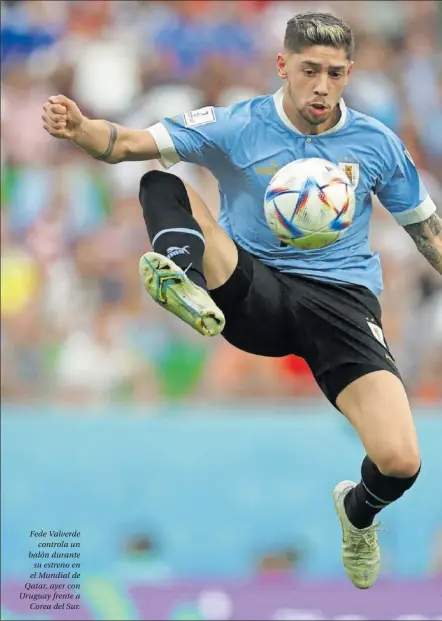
top-left (264, 158), bottom-right (355, 250)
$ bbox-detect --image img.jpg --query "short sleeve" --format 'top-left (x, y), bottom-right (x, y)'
top-left (146, 105), bottom-right (234, 170)
top-left (375, 133), bottom-right (436, 226)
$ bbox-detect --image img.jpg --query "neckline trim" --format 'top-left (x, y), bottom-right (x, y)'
top-left (272, 87), bottom-right (347, 136)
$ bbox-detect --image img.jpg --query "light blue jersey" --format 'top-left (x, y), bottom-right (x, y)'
top-left (148, 88), bottom-right (436, 297)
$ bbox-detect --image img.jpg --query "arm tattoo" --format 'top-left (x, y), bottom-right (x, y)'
top-left (404, 213), bottom-right (442, 274)
top-left (94, 122), bottom-right (118, 161)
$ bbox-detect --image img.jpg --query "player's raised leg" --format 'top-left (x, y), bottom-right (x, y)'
top-left (332, 370), bottom-right (421, 589)
top-left (138, 170), bottom-right (238, 336)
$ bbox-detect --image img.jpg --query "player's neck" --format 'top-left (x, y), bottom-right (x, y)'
top-left (282, 92), bottom-right (341, 135)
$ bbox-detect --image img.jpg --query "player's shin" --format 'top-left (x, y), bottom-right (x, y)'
top-left (344, 455), bottom-right (421, 529)
top-left (139, 170), bottom-right (207, 290)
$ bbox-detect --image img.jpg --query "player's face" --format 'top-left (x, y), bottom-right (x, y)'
top-left (277, 46), bottom-right (354, 128)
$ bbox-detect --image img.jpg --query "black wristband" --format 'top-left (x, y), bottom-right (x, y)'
top-left (94, 122), bottom-right (117, 161)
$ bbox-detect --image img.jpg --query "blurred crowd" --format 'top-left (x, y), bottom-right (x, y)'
top-left (1, 0), bottom-right (441, 407)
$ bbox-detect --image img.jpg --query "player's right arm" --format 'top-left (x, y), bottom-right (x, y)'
top-left (42, 95), bottom-right (160, 164)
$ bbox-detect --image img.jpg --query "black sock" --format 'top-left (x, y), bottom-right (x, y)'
top-left (139, 170), bottom-right (207, 290)
top-left (344, 455), bottom-right (421, 529)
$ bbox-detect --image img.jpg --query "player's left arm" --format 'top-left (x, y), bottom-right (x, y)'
top-left (375, 132), bottom-right (441, 276)
top-left (404, 213), bottom-right (442, 274)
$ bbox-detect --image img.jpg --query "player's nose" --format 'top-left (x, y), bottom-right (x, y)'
top-left (313, 74), bottom-right (329, 97)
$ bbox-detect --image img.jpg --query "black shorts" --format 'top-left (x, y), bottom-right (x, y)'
top-left (210, 243), bottom-right (402, 408)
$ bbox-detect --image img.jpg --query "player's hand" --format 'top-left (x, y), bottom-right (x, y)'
top-left (42, 95), bottom-right (84, 140)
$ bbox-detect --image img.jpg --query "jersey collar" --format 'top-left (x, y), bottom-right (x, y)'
top-left (273, 87), bottom-right (347, 136)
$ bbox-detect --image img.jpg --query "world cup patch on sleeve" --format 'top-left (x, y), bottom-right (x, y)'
top-left (183, 107), bottom-right (216, 128)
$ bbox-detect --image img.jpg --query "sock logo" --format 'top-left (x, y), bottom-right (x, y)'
top-left (166, 245), bottom-right (190, 259)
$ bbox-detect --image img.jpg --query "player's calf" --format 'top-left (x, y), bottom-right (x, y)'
top-left (138, 171), bottom-right (227, 336)
top-left (139, 171), bottom-right (238, 291)
top-left (336, 370), bottom-right (421, 528)
top-left (343, 454), bottom-right (421, 530)
top-left (139, 170), bottom-right (208, 290)
top-left (333, 370), bottom-right (421, 588)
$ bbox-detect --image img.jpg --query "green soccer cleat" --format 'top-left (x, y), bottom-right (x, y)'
top-left (139, 251), bottom-right (225, 337)
top-left (332, 480), bottom-right (381, 589)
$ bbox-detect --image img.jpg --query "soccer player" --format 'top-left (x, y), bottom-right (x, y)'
top-left (42, 13), bottom-right (441, 589)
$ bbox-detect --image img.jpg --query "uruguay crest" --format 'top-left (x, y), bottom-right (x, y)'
top-left (339, 162), bottom-right (360, 189)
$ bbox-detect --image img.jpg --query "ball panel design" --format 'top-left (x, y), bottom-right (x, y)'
top-left (264, 158), bottom-right (356, 250)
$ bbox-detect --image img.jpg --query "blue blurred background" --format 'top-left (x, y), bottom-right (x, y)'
top-left (1, 1), bottom-right (441, 619)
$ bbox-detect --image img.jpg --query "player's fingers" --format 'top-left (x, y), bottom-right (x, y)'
top-left (43, 123), bottom-right (67, 137)
top-left (42, 111), bottom-right (67, 129)
top-left (48, 113), bottom-right (66, 124)
top-left (48, 103), bottom-right (67, 115)
top-left (43, 122), bottom-right (56, 135)
top-left (48, 94), bottom-right (76, 110)
top-left (42, 109), bottom-right (62, 120)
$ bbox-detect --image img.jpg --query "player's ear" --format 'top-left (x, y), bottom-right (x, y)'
top-left (346, 61), bottom-right (355, 82)
top-left (277, 52), bottom-right (288, 79)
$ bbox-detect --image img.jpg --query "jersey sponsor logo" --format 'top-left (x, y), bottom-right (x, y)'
top-left (183, 107), bottom-right (216, 128)
top-left (256, 161), bottom-right (281, 176)
top-left (339, 162), bottom-right (360, 189)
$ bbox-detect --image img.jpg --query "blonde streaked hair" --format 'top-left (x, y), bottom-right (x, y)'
top-left (284, 13), bottom-right (354, 59)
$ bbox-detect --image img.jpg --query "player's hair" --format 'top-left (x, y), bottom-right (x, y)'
top-left (284, 12), bottom-right (355, 59)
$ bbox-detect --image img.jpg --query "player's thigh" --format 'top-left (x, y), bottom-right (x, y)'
top-left (210, 245), bottom-right (294, 357)
top-left (183, 182), bottom-right (238, 290)
top-left (336, 370), bottom-right (421, 477)
top-left (295, 278), bottom-right (420, 476)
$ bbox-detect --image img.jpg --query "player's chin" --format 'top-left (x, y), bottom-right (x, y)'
top-left (304, 107), bottom-right (331, 125)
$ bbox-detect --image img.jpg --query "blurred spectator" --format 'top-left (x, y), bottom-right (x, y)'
top-left (113, 533), bottom-right (173, 582)
top-left (256, 546), bottom-right (302, 577)
top-left (430, 524), bottom-right (442, 574)
top-left (345, 37), bottom-right (400, 132)
top-left (1, 0), bottom-right (441, 409)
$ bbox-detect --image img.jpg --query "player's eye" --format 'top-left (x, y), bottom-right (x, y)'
top-left (303, 69), bottom-right (317, 76)
top-left (329, 71), bottom-right (344, 79)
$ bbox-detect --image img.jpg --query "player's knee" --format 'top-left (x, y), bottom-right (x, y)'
top-left (140, 170), bottom-right (177, 190)
top-left (140, 170), bottom-right (182, 194)
top-left (139, 170), bottom-right (192, 220)
top-left (140, 170), bottom-right (165, 209)
top-left (376, 447), bottom-right (421, 478)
